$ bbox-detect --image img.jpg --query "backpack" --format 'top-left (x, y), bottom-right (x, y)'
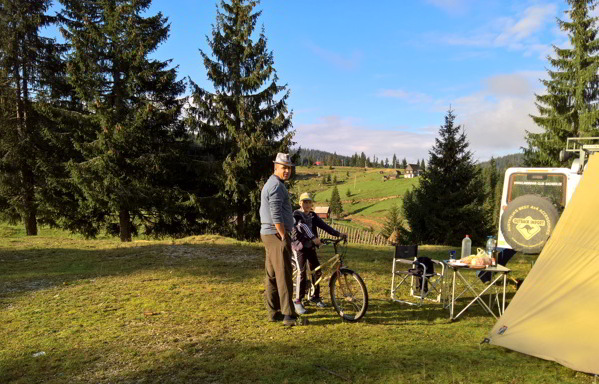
top-left (408, 256), bottom-right (435, 293)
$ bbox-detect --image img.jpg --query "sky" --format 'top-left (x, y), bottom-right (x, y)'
top-left (49, 0), bottom-right (582, 163)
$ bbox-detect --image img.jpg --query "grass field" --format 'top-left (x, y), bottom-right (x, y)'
top-left (292, 166), bottom-right (419, 230)
top-left (0, 224), bottom-right (594, 383)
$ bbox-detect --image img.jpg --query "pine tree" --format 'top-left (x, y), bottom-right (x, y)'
top-left (60, 0), bottom-right (187, 241)
top-left (401, 109), bottom-right (489, 245)
top-left (525, 0), bottom-right (599, 167)
top-left (401, 158), bottom-right (407, 169)
top-left (392, 154), bottom-right (397, 168)
top-left (188, 0), bottom-right (293, 239)
top-left (482, 157), bottom-right (500, 229)
top-left (329, 185), bottom-right (343, 219)
top-left (0, 0), bottom-right (67, 235)
top-left (382, 203), bottom-right (402, 242)
top-left (420, 159), bottom-right (426, 171)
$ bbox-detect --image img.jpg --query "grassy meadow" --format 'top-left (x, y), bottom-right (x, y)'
top-left (292, 166), bottom-right (419, 230)
top-left (0, 224), bottom-right (594, 383)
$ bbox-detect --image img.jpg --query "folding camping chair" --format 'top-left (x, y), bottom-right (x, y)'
top-left (391, 245), bottom-right (446, 306)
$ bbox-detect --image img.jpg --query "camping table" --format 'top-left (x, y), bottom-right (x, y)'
top-left (443, 262), bottom-right (511, 321)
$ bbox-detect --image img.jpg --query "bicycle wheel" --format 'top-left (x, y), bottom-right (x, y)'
top-left (329, 268), bottom-right (368, 322)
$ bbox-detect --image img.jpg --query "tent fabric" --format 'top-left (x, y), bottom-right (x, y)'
top-left (487, 154), bottom-right (599, 375)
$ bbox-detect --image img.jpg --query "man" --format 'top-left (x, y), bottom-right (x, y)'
top-left (259, 153), bottom-right (297, 326)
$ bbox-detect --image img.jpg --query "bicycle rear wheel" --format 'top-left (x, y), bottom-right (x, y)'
top-left (329, 268), bottom-right (368, 322)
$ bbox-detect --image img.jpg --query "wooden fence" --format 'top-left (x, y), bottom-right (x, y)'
top-left (317, 222), bottom-right (388, 246)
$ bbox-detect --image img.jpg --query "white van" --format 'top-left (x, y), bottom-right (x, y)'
top-left (497, 137), bottom-right (598, 254)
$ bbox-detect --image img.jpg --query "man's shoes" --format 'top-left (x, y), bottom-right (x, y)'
top-left (294, 301), bottom-right (307, 315)
top-left (283, 315), bottom-right (297, 327)
top-left (269, 312), bottom-right (284, 322)
top-left (309, 297), bottom-right (327, 308)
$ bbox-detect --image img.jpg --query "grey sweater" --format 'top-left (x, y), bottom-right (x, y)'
top-left (260, 174), bottom-right (294, 235)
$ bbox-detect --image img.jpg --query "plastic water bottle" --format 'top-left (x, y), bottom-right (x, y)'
top-left (485, 236), bottom-right (496, 256)
top-left (461, 235), bottom-right (471, 259)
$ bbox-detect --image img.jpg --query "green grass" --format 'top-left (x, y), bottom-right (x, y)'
top-left (0, 224), bottom-right (594, 383)
top-left (293, 166), bottom-right (419, 229)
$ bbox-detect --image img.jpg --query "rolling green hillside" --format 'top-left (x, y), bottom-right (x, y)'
top-left (292, 166), bottom-right (419, 230)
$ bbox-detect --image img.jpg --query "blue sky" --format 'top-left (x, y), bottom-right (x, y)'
top-left (51, 0), bottom-right (582, 163)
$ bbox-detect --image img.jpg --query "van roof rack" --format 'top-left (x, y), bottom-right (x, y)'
top-left (564, 137), bottom-right (599, 153)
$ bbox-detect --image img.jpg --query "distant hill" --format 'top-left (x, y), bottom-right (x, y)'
top-left (479, 153), bottom-right (525, 169)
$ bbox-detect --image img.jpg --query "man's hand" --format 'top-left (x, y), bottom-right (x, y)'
top-left (312, 238), bottom-right (322, 247)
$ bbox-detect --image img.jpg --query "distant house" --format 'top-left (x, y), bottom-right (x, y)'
top-left (404, 164), bottom-right (421, 178)
top-left (314, 206), bottom-right (330, 219)
top-left (314, 161), bottom-right (322, 166)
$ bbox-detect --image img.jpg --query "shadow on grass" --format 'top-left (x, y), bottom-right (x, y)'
top-left (0, 242), bottom-right (265, 299)
top-left (0, 323), bottom-right (581, 384)
top-left (346, 203), bottom-right (376, 215)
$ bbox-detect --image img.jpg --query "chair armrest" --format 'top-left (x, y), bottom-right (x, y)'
top-left (394, 258), bottom-right (418, 266)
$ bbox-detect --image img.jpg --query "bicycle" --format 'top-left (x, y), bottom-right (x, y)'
top-left (292, 237), bottom-right (368, 322)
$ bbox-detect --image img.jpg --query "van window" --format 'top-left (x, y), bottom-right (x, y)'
top-left (508, 173), bottom-right (567, 207)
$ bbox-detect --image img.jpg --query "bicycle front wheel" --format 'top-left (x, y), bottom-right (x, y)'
top-left (329, 268), bottom-right (368, 322)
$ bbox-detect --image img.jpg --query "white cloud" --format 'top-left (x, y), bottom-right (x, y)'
top-left (295, 72), bottom-right (550, 163)
top-left (438, 4), bottom-right (558, 59)
top-left (452, 71), bottom-right (546, 160)
top-left (294, 116), bottom-right (435, 162)
top-left (495, 5), bottom-right (557, 44)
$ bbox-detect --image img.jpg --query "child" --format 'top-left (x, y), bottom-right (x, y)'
top-left (291, 192), bottom-right (347, 315)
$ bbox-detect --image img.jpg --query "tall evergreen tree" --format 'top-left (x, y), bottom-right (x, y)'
top-left (60, 0), bottom-right (187, 241)
top-left (329, 185), bottom-right (343, 219)
top-left (0, 0), bottom-right (66, 235)
top-left (401, 109), bottom-right (489, 245)
top-left (188, 0), bottom-right (293, 239)
top-left (482, 157), bottom-right (500, 229)
top-left (392, 153), bottom-right (397, 168)
top-left (525, 0), bottom-right (599, 167)
top-left (420, 159), bottom-right (426, 171)
top-left (401, 158), bottom-right (407, 169)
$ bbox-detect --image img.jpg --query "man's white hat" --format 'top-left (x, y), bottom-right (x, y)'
top-left (273, 153), bottom-right (294, 166)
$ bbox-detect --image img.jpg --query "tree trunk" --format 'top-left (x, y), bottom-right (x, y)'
top-left (119, 208), bottom-right (132, 242)
top-left (22, 166), bottom-right (38, 236)
top-left (15, 48), bottom-right (38, 236)
top-left (236, 208), bottom-right (244, 238)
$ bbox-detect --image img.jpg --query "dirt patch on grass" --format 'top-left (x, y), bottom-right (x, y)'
top-left (345, 216), bottom-right (385, 230)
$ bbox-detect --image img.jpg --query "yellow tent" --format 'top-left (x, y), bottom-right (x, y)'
top-left (487, 154), bottom-right (599, 375)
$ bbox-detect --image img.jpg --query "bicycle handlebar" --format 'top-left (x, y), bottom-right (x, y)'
top-left (320, 237), bottom-right (347, 246)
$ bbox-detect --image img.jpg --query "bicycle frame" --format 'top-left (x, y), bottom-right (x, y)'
top-left (305, 239), bottom-right (346, 288)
